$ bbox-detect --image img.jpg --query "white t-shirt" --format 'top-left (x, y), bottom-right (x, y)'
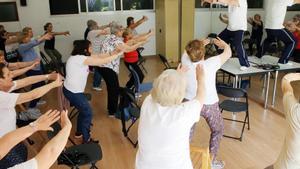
top-left (181, 52), bottom-right (221, 104)
top-left (274, 93), bottom-right (300, 169)
top-left (87, 30), bottom-right (105, 54)
top-left (9, 158), bottom-right (38, 169)
top-left (64, 55), bottom-right (89, 93)
top-left (265, 0), bottom-right (295, 29)
top-left (135, 96), bottom-right (202, 169)
top-left (0, 91), bottom-right (19, 137)
top-left (227, 0), bottom-right (248, 31)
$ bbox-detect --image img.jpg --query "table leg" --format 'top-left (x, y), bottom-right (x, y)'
top-left (272, 71), bottom-right (279, 106)
top-left (234, 76), bottom-right (238, 88)
top-left (264, 72), bottom-right (271, 109)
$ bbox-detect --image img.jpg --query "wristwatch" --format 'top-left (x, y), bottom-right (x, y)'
top-left (29, 122), bottom-right (37, 131)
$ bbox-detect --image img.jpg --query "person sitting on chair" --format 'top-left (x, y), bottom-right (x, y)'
top-left (258, 0), bottom-right (300, 64)
top-left (265, 73), bottom-right (300, 169)
top-left (247, 14), bottom-right (263, 57)
top-left (135, 64), bottom-right (205, 169)
top-left (0, 110), bottom-right (72, 169)
top-left (122, 28), bottom-right (153, 89)
top-left (284, 18), bottom-right (300, 63)
top-left (203, 0), bottom-right (250, 71)
top-left (181, 37), bottom-right (232, 169)
top-left (43, 22), bottom-right (70, 66)
top-left (63, 40), bottom-right (123, 143)
top-left (0, 63), bottom-right (62, 168)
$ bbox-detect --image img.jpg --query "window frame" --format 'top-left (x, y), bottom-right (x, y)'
top-left (49, 0), bottom-right (155, 16)
top-left (195, 0), bottom-right (264, 10)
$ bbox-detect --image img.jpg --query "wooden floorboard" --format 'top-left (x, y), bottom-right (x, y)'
top-left (24, 56), bottom-right (292, 169)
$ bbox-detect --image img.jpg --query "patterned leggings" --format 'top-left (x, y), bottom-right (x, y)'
top-left (190, 102), bottom-right (224, 160)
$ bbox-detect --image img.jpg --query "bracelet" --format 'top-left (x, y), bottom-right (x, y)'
top-left (29, 122), bottom-right (37, 131)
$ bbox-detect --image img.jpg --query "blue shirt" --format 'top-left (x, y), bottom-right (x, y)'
top-left (18, 40), bottom-right (41, 70)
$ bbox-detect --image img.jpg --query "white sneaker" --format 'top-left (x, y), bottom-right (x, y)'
top-left (211, 160), bottom-right (225, 169)
top-left (240, 66), bottom-right (249, 71)
top-left (92, 87), bottom-right (102, 91)
top-left (37, 100), bottom-right (46, 105)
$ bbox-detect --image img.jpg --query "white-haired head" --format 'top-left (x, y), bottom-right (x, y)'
top-left (151, 69), bottom-right (186, 107)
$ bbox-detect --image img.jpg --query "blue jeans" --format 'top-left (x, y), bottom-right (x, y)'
top-left (25, 69), bottom-right (45, 108)
top-left (218, 28), bottom-right (250, 67)
top-left (93, 67), bottom-right (102, 88)
top-left (260, 29), bottom-right (296, 64)
top-left (63, 87), bottom-right (93, 142)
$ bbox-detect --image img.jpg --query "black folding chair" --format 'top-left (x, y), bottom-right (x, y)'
top-left (47, 122), bottom-right (102, 169)
top-left (137, 47), bottom-right (147, 74)
top-left (40, 51), bottom-right (55, 73)
top-left (117, 87), bottom-right (140, 148)
top-left (217, 86), bottom-right (250, 141)
top-left (158, 54), bottom-right (177, 70)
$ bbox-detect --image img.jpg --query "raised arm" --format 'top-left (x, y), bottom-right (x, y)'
top-left (35, 110), bottom-right (72, 169)
top-left (18, 34), bottom-right (52, 53)
top-left (84, 50), bottom-right (123, 66)
top-left (51, 31), bottom-right (70, 36)
top-left (16, 74), bottom-right (62, 104)
top-left (130, 29), bottom-right (154, 44)
top-left (194, 64), bottom-right (206, 104)
top-left (0, 110), bottom-right (60, 160)
top-left (253, 18), bottom-right (262, 26)
top-left (247, 17), bottom-right (254, 25)
top-left (13, 72), bottom-right (59, 91)
top-left (121, 40), bottom-right (148, 53)
top-left (10, 61), bottom-right (40, 78)
top-left (131, 16), bottom-right (148, 29)
top-left (213, 37), bottom-right (232, 65)
top-left (7, 60), bottom-right (37, 70)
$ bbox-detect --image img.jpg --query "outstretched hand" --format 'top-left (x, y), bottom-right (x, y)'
top-left (60, 110), bottom-right (72, 129)
top-left (34, 110), bottom-right (61, 131)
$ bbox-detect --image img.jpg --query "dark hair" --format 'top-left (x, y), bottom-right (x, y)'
top-left (44, 22), bottom-right (52, 31)
top-left (0, 63), bottom-right (6, 78)
top-left (127, 17), bottom-right (134, 27)
top-left (71, 40), bottom-right (91, 56)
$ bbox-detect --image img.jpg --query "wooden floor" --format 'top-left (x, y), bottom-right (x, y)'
top-left (25, 56), bottom-right (296, 169)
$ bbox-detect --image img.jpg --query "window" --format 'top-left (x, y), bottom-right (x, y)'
top-left (49, 0), bottom-right (79, 15)
top-left (0, 2), bottom-right (19, 22)
top-left (80, 0), bottom-right (87, 12)
top-left (88, 0), bottom-right (114, 12)
top-left (288, 4), bottom-right (300, 11)
top-left (123, 0), bottom-right (154, 10)
top-left (247, 0), bottom-right (263, 8)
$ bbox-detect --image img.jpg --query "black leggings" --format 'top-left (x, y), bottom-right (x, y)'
top-left (124, 62), bottom-right (144, 89)
top-left (97, 67), bottom-right (119, 115)
top-left (0, 143), bottom-right (27, 168)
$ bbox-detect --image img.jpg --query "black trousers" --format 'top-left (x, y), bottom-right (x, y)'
top-left (249, 34), bottom-right (262, 57)
top-left (292, 49), bottom-right (300, 63)
top-left (124, 61), bottom-right (144, 89)
top-left (97, 67), bottom-right (119, 115)
top-left (0, 143), bottom-right (27, 169)
top-left (218, 28), bottom-right (250, 67)
top-left (260, 29), bottom-right (296, 64)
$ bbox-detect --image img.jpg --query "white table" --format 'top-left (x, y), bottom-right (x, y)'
top-left (221, 58), bottom-right (273, 109)
top-left (248, 55), bottom-right (300, 106)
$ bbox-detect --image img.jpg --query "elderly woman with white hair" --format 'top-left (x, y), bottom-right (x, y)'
top-left (135, 65), bottom-right (205, 169)
top-left (98, 22), bottom-right (152, 116)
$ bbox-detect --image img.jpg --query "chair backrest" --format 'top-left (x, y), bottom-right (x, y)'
top-left (217, 85), bottom-right (247, 98)
top-left (40, 51), bottom-right (51, 65)
top-left (190, 146), bottom-right (211, 169)
top-left (158, 54), bottom-right (171, 69)
top-left (128, 65), bottom-right (141, 93)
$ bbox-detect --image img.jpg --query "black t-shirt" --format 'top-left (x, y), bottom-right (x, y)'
top-left (251, 21), bottom-right (263, 38)
top-left (84, 27), bottom-right (90, 40)
top-left (44, 34), bottom-right (55, 50)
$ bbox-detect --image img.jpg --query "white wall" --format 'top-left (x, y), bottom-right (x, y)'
top-left (0, 0), bottom-right (156, 61)
top-left (194, 9), bottom-right (300, 39)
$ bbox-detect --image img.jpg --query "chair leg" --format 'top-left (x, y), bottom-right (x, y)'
top-left (90, 163), bottom-right (98, 169)
top-left (239, 113), bottom-right (248, 141)
top-left (247, 111), bottom-right (250, 130)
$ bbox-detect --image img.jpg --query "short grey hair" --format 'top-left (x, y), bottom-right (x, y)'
top-left (151, 69), bottom-right (186, 107)
top-left (87, 20), bottom-right (97, 29)
top-left (110, 22), bottom-right (123, 35)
